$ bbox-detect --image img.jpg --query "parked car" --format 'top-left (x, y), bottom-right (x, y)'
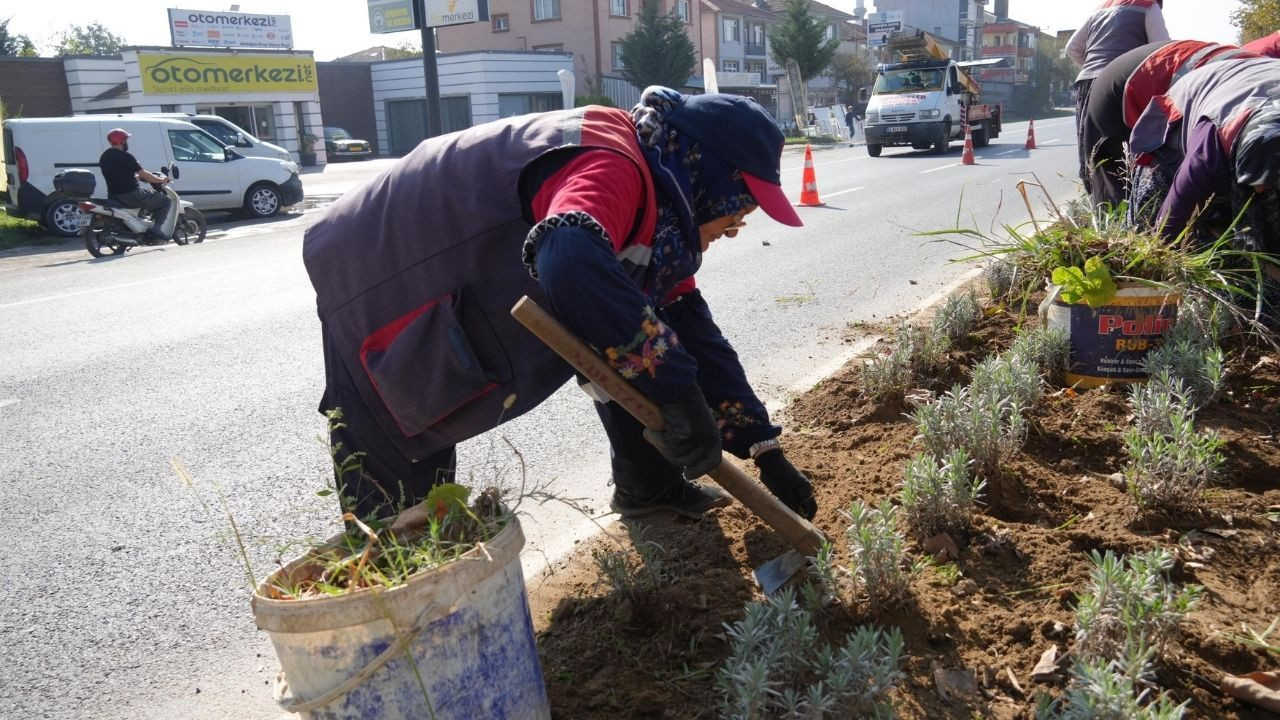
top-left (3, 116), bottom-right (303, 236)
top-left (145, 113), bottom-right (296, 166)
top-left (324, 127), bottom-right (373, 161)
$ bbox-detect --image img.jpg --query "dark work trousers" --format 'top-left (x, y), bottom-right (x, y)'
top-left (1083, 46), bottom-right (1157, 213)
top-left (114, 187), bottom-right (171, 237)
top-left (1074, 78), bottom-right (1097, 197)
top-left (594, 399), bottom-right (683, 502)
top-left (319, 324), bottom-right (457, 520)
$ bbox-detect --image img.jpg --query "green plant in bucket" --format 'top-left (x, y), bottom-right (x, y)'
top-left (1052, 256), bottom-right (1118, 309)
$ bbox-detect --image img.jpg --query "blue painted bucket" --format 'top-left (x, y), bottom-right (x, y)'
top-left (253, 518), bottom-right (550, 720)
top-left (1041, 282), bottom-right (1180, 388)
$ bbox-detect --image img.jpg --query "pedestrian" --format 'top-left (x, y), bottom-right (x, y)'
top-left (98, 128), bottom-right (173, 242)
top-left (845, 105), bottom-right (857, 137)
top-left (1243, 31), bottom-right (1280, 58)
top-left (303, 87), bottom-right (818, 525)
top-left (1066, 0), bottom-right (1170, 196)
top-left (1128, 57), bottom-right (1280, 247)
top-left (1081, 39), bottom-right (1256, 211)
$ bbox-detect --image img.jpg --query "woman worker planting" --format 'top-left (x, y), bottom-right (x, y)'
top-left (303, 86), bottom-right (818, 525)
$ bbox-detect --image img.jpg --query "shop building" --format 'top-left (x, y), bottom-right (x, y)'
top-left (60, 46), bottom-right (326, 165)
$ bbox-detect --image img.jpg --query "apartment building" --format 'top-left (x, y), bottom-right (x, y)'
top-left (434, 0), bottom-right (704, 105)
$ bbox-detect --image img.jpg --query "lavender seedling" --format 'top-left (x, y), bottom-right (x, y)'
top-left (1142, 337), bottom-right (1224, 407)
top-left (1128, 371), bottom-right (1196, 436)
top-left (1073, 549), bottom-right (1202, 663)
top-left (1036, 641), bottom-right (1188, 720)
top-left (1008, 325), bottom-right (1070, 378)
top-left (862, 323), bottom-right (949, 401)
top-left (1124, 414), bottom-right (1224, 514)
top-left (717, 588), bottom-right (904, 720)
top-left (843, 500), bottom-right (914, 608)
top-left (913, 383), bottom-right (1028, 474)
top-left (932, 288), bottom-right (982, 341)
top-left (899, 449), bottom-right (985, 539)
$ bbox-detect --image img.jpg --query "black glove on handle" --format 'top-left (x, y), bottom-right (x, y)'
top-left (755, 449), bottom-right (818, 520)
top-left (642, 384), bottom-right (724, 480)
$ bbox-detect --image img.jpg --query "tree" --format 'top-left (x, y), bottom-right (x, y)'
top-left (53, 23), bottom-right (126, 56)
top-left (769, 0), bottom-right (840, 83)
top-left (1, 17), bottom-right (37, 57)
top-left (1233, 0), bottom-right (1280, 42)
top-left (825, 51), bottom-right (872, 106)
top-left (617, 1), bottom-right (697, 91)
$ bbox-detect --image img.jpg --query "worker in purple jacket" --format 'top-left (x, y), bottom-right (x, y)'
top-left (1129, 57), bottom-right (1280, 247)
top-left (303, 87), bottom-right (818, 523)
top-left (1067, 0), bottom-right (1170, 195)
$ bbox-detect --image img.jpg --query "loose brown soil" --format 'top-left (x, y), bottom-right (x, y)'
top-left (529, 303), bottom-right (1280, 719)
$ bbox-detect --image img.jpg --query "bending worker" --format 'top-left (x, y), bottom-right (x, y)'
top-left (1067, 0), bottom-right (1170, 195)
top-left (1081, 39), bottom-right (1257, 211)
top-left (302, 87), bottom-right (818, 523)
top-left (1129, 57), bottom-right (1280, 247)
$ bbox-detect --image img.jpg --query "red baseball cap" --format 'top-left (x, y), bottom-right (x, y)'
top-left (742, 172), bottom-right (803, 227)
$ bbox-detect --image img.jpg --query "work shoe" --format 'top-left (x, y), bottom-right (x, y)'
top-left (609, 479), bottom-right (732, 519)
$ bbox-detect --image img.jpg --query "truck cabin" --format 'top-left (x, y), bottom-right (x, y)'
top-left (872, 60), bottom-right (960, 96)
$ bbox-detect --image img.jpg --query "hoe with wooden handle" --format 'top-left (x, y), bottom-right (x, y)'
top-left (511, 296), bottom-right (825, 593)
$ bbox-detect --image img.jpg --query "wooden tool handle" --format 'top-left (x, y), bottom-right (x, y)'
top-left (511, 296), bottom-right (826, 555)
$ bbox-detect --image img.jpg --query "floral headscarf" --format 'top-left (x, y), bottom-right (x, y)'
top-left (631, 86), bottom-right (757, 302)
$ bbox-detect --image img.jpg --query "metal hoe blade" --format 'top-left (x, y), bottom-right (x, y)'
top-left (753, 549), bottom-right (809, 595)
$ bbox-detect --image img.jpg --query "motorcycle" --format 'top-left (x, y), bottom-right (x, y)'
top-left (54, 169), bottom-right (208, 258)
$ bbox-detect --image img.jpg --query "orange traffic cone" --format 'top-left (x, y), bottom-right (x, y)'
top-left (961, 124), bottom-right (976, 165)
top-left (797, 144), bottom-right (824, 207)
top-left (1025, 118), bottom-right (1037, 150)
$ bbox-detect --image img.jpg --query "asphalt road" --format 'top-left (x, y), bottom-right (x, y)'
top-left (0, 117), bottom-right (1081, 720)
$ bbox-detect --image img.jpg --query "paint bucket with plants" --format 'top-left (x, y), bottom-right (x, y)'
top-left (1039, 258), bottom-right (1180, 388)
top-left (251, 483), bottom-right (551, 720)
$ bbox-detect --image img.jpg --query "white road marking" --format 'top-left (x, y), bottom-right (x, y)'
top-left (991, 177), bottom-right (1004, 184)
top-left (0, 398), bottom-right (17, 409)
top-left (819, 186), bottom-right (866, 199)
top-left (997, 148), bottom-right (1022, 156)
top-left (921, 163), bottom-right (959, 174)
top-left (0, 259), bottom-right (266, 310)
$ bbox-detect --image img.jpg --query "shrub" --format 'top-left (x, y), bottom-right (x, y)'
top-left (1008, 326), bottom-right (1070, 377)
top-left (1036, 642), bottom-right (1188, 720)
top-left (591, 531), bottom-right (670, 599)
top-left (716, 588), bottom-right (904, 719)
top-left (843, 500), bottom-right (914, 608)
top-left (913, 383), bottom-right (1028, 473)
top-left (1124, 416), bottom-right (1224, 514)
top-left (984, 259), bottom-right (1018, 300)
top-left (1142, 337), bottom-right (1224, 407)
top-left (932, 288), bottom-right (982, 341)
top-left (899, 449), bottom-right (985, 539)
top-left (1073, 550), bottom-right (1202, 663)
top-left (862, 323), bottom-right (948, 401)
top-left (970, 353), bottom-right (1043, 412)
top-left (1128, 371), bottom-right (1195, 436)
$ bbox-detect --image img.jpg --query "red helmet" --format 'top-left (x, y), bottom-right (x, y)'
top-left (106, 128), bottom-right (131, 145)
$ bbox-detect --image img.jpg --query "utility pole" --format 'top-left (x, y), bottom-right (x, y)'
top-left (418, 20), bottom-right (443, 138)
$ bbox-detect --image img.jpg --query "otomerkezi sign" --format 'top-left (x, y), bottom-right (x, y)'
top-left (139, 53), bottom-right (318, 95)
top-left (167, 8), bottom-right (295, 49)
top-left (423, 0), bottom-right (488, 28)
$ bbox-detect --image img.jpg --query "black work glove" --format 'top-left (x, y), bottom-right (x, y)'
top-left (642, 384), bottom-right (723, 480)
top-left (755, 449), bottom-right (818, 520)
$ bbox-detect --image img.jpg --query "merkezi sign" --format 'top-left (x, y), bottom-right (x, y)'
top-left (139, 53), bottom-right (318, 95)
top-left (167, 8), bottom-right (294, 49)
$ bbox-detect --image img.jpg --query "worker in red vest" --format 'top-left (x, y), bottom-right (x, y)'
top-left (1081, 39), bottom-right (1256, 211)
top-left (1243, 31), bottom-right (1280, 57)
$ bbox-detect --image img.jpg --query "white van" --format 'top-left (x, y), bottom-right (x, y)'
top-left (143, 113), bottom-right (297, 166)
top-left (3, 116), bottom-right (303, 237)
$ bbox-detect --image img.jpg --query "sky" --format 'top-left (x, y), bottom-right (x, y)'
top-left (4, 0), bottom-right (1248, 61)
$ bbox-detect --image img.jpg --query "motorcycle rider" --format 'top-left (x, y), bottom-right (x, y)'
top-left (98, 128), bottom-right (172, 243)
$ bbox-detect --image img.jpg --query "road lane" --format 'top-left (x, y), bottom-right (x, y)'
top-left (0, 119), bottom-right (1081, 719)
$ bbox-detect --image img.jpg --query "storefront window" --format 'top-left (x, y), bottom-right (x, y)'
top-left (201, 105), bottom-right (276, 142)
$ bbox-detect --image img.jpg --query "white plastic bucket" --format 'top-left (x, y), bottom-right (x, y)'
top-left (252, 518), bottom-right (550, 720)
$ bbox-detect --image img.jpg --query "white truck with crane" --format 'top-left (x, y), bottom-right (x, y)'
top-left (862, 31), bottom-right (1003, 157)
